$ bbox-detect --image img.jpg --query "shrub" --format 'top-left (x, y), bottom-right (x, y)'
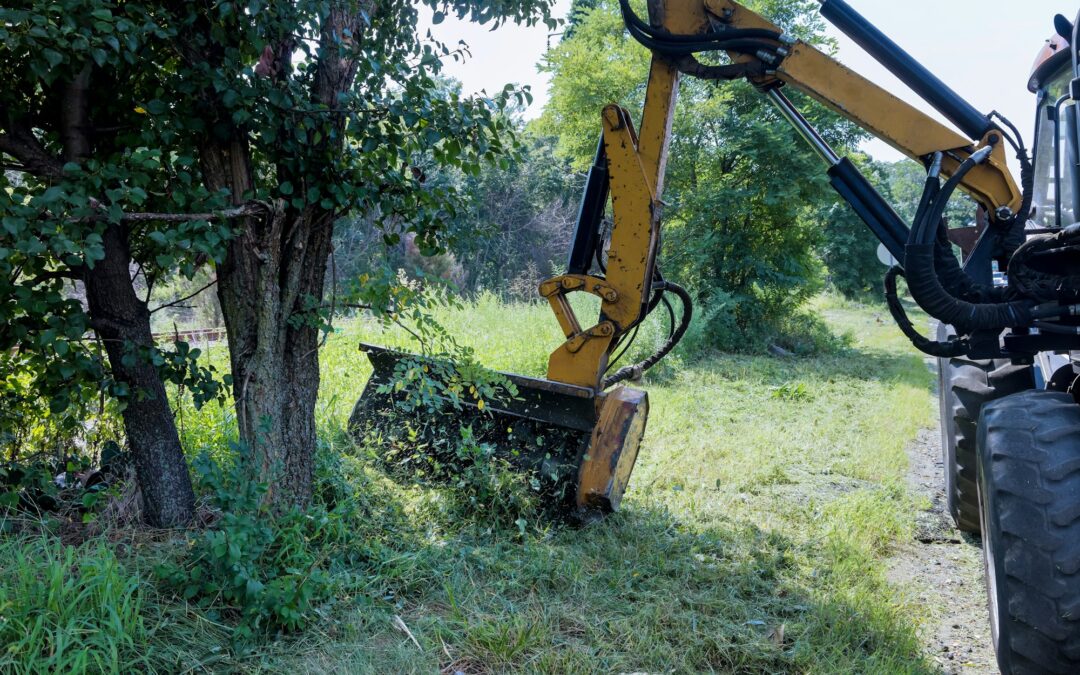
top-left (156, 450), bottom-right (353, 640)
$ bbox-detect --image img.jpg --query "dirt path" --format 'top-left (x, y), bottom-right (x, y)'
top-left (887, 416), bottom-right (997, 673)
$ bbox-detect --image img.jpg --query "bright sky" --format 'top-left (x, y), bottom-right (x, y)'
top-left (424, 0), bottom-right (1072, 169)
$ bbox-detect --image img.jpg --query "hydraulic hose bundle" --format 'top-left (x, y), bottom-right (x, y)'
top-left (604, 280), bottom-right (693, 388)
top-left (618, 0), bottom-right (782, 57)
top-left (903, 146), bottom-right (1036, 334)
top-left (617, 0), bottom-right (784, 80)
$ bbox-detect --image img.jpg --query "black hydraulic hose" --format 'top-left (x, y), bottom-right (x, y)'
top-left (914, 153), bottom-right (943, 227)
top-left (884, 266), bottom-right (969, 358)
top-left (908, 153), bottom-right (1003, 303)
top-left (604, 281), bottom-right (693, 388)
top-left (911, 149), bottom-right (987, 246)
top-left (626, 30), bottom-right (780, 57)
top-left (980, 111), bottom-right (1034, 256)
top-left (909, 153), bottom-right (987, 300)
top-left (905, 148), bottom-right (1035, 332)
top-left (931, 215), bottom-right (999, 302)
top-left (618, 0), bottom-right (782, 44)
top-left (619, 0), bottom-right (782, 58)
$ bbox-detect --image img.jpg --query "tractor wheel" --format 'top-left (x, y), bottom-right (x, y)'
top-left (977, 390), bottom-right (1080, 674)
top-left (940, 354), bottom-right (1033, 533)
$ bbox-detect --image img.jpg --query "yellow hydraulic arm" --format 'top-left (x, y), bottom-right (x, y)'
top-left (541, 0), bottom-right (1024, 392)
top-left (706, 0), bottom-right (1021, 216)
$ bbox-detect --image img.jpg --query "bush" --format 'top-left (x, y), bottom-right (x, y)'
top-left (818, 202), bottom-right (888, 300)
top-left (349, 346), bottom-right (557, 532)
top-left (156, 450), bottom-right (355, 640)
top-left (682, 291), bottom-right (848, 356)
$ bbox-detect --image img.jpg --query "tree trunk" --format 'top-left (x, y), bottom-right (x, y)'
top-left (214, 202), bottom-right (333, 506)
top-left (83, 224), bottom-right (196, 527)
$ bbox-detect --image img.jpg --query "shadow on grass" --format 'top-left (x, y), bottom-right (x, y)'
top-left (237, 501), bottom-right (939, 674)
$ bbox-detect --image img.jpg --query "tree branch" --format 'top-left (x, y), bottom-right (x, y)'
top-left (25, 270), bottom-right (81, 286)
top-left (77, 201), bottom-right (268, 224)
top-left (0, 124), bottom-right (65, 181)
top-left (150, 278), bottom-right (218, 314)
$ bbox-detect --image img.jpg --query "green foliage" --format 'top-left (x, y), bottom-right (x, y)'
top-left (1, 0), bottom-right (235, 414)
top-left (0, 0), bottom-right (558, 484)
top-left (453, 131), bottom-right (580, 295)
top-left (350, 302), bottom-right (558, 528)
top-left (819, 200), bottom-right (886, 300)
top-left (817, 157), bottom-right (893, 301)
top-left (771, 381), bottom-right (811, 402)
top-left (120, 341), bottom-right (229, 410)
top-left (378, 352), bottom-right (517, 415)
top-left (0, 349), bottom-right (123, 464)
top-left (882, 159), bottom-right (978, 227)
top-left (156, 449), bottom-right (355, 641)
top-left (0, 537), bottom-right (148, 673)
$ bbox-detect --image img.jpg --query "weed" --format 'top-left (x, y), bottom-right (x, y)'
top-left (771, 381), bottom-right (812, 402)
top-left (155, 449), bottom-right (356, 641)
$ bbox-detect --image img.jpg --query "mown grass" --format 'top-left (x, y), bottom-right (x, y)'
top-left (3, 293), bottom-right (937, 673)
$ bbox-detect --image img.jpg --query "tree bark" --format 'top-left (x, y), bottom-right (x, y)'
top-left (54, 67), bottom-right (196, 527)
top-left (196, 5), bottom-right (367, 506)
top-left (210, 195), bottom-right (334, 505)
top-left (83, 224), bottom-right (196, 527)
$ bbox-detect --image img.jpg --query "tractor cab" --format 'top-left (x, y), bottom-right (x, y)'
top-left (1030, 30), bottom-right (1079, 229)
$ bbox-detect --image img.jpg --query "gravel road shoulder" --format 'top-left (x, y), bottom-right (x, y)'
top-left (887, 416), bottom-right (997, 674)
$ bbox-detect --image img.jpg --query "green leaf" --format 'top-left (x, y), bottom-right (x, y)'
top-left (279, 181), bottom-right (294, 196)
top-left (40, 186), bottom-right (64, 204)
top-left (42, 49), bottom-right (63, 68)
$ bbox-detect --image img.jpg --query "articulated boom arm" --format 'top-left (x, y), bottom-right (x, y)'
top-left (541, 0), bottom-right (1024, 393)
top-left (705, 0), bottom-right (1022, 218)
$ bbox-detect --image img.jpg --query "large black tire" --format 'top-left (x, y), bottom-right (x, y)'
top-left (940, 355), bottom-right (1034, 533)
top-left (977, 390), bottom-right (1080, 674)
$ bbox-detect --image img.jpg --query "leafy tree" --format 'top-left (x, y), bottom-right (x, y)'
top-left (818, 158), bottom-right (892, 299)
top-left (0, 0), bottom-right (555, 521)
top-left (1, 2), bottom-right (234, 525)
top-left (455, 131), bottom-right (579, 294)
top-left (537, 0), bottom-right (866, 349)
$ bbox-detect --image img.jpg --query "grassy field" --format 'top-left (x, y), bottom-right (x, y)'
top-left (1, 294), bottom-right (938, 673)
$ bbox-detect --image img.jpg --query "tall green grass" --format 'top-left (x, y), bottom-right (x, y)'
top-left (0, 537), bottom-right (148, 674)
top-left (160, 293), bottom-right (939, 672)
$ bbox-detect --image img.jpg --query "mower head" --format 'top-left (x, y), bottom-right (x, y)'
top-left (348, 343), bottom-right (647, 515)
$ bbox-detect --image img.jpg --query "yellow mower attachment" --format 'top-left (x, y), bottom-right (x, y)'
top-left (349, 343), bottom-right (648, 515)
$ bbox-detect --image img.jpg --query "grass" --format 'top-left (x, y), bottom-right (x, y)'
top-left (0, 537), bottom-right (149, 674)
top-left (2, 293), bottom-right (939, 673)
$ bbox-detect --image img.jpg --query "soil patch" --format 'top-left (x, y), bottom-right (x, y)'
top-left (888, 418), bottom-right (997, 674)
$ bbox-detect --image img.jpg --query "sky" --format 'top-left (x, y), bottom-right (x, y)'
top-left (422, 0), bottom-right (1073, 168)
